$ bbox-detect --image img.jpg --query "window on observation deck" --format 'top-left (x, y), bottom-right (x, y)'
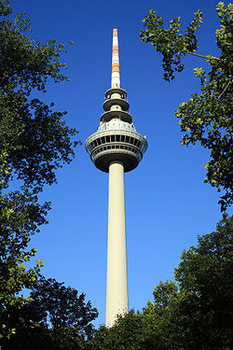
top-left (120, 135), bottom-right (125, 142)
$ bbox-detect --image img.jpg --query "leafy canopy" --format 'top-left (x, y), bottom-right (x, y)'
top-left (0, 151), bottom-right (48, 342)
top-left (140, 2), bottom-right (233, 211)
top-left (0, 0), bottom-right (79, 192)
top-left (0, 0), bottom-right (80, 343)
top-left (92, 214), bottom-right (233, 350)
top-left (1, 277), bottom-right (98, 350)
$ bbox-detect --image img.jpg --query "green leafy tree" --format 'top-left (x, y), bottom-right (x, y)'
top-left (92, 310), bottom-right (147, 350)
top-left (92, 282), bottom-right (180, 350)
top-left (1, 277), bottom-right (98, 350)
top-left (93, 215), bottom-right (233, 350)
top-left (0, 0), bottom-right (79, 190)
top-left (0, 152), bottom-right (48, 341)
top-left (0, 0), bottom-right (80, 342)
top-left (174, 213), bottom-right (233, 349)
top-left (140, 2), bottom-right (233, 211)
top-left (142, 281), bottom-right (183, 350)
top-left (144, 214), bottom-right (233, 349)
top-left (92, 284), bottom-right (182, 350)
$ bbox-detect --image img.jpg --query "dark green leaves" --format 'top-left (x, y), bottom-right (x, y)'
top-left (140, 2), bottom-right (232, 211)
top-left (0, 277), bottom-right (98, 350)
top-left (174, 214), bottom-right (233, 349)
top-left (140, 9), bottom-right (202, 81)
top-left (0, 0), bottom-right (80, 342)
top-left (92, 215), bottom-right (233, 350)
top-left (0, 0), bottom-right (80, 192)
top-left (0, 96), bottom-right (78, 190)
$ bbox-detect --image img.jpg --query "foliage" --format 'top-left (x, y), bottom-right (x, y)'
top-left (0, 0), bottom-right (80, 343)
top-left (144, 214), bottom-right (233, 349)
top-left (140, 2), bottom-right (233, 211)
top-left (92, 285), bottom-right (181, 350)
top-left (0, 152), bottom-right (48, 341)
top-left (92, 310), bottom-right (147, 350)
top-left (93, 215), bottom-right (233, 350)
top-left (30, 277), bottom-right (98, 333)
top-left (140, 8), bottom-right (203, 81)
top-left (1, 277), bottom-right (98, 350)
top-left (0, 0), bottom-right (79, 191)
top-left (174, 213), bottom-right (233, 349)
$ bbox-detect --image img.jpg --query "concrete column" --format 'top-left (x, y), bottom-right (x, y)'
top-left (106, 160), bottom-right (128, 327)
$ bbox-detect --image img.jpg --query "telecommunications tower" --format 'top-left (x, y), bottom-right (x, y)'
top-left (85, 28), bottom-right (148, 327)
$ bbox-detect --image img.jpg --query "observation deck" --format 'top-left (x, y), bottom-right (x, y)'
top-left (85, 88), bottom-right (148, 173)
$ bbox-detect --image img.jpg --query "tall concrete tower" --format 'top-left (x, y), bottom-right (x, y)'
top-left (85, 28), bottom-right (148, 327)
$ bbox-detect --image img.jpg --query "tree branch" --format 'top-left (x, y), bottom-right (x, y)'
top-left (186, 51), bottom-right (220, 60)
top-left (218, 79), bottom-right (232, 100)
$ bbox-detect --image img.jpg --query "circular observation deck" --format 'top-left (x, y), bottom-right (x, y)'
top-left (103, 98), bottom-right (129, 112)
top-left (85, 120), bottom-right (148, 173)
top-left (105, 87), bottom-right (127, 99)
top-left (100, 110), bottom-right (132, 123)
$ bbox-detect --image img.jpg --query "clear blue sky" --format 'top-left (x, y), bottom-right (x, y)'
top-left (11, 0), bottom-right (231, 326)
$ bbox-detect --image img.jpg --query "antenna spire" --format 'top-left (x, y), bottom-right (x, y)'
top-left (111, 27), bottom-right (120, 88)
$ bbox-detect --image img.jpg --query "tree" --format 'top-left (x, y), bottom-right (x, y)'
top-left (140, 2), bottom-right (233, 211)
top-left (0, 0), bottom-right (80, 342)
top-left (0, 151), bottom-right (48, 341)
top-left (1, 277), bottom-right (98, 350)
top-left (0, 0), bottom-right (79, 191)
top-left (144, 214), bottom-right (233, 349)
top-left (174, 213), bottom-right (233, 349)
top-left (92, 310), bottom-right (147, 350)
top-left (93, 215), bottom-right (233, 350)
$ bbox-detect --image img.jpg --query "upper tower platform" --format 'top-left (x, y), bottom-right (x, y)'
top-left (85, 28), bottom-right (148, 173)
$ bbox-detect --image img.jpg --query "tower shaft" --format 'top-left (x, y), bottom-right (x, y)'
top-left (106, 161), bottom-right (128, 327)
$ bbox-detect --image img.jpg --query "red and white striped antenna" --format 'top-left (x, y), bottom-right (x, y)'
top-left (111, 27), bottom-right (120, 88)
